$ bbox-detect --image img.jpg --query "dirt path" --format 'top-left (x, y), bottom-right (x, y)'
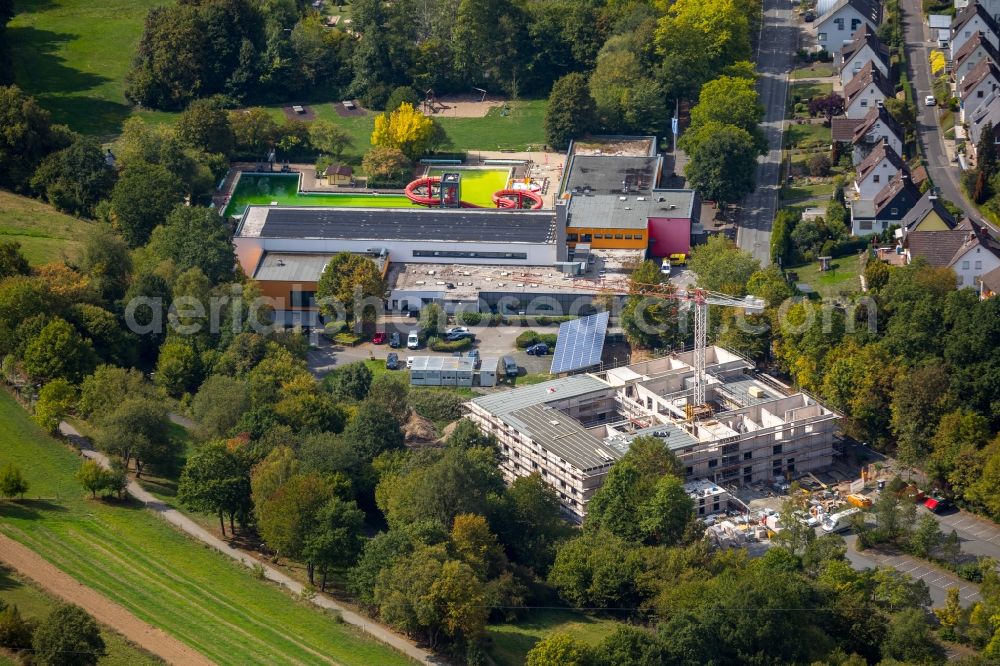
top-left (0, 533), bottom-right (213, 666)
top-left (58, 422), bottom-right (437, 665)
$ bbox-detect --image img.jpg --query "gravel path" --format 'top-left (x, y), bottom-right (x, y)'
top-left (0, 533), bottom-right (213, 666)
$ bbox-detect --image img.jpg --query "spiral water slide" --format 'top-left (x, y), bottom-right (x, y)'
top-left (404, 177), bottom-right (544, 210)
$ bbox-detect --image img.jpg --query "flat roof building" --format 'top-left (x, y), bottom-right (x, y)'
top-left (467, 347), bottom-right (841, 521)
top-left (234, 206), bottom-right (562, 277)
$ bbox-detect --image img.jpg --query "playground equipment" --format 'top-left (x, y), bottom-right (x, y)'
top-left (404, 173), bottom-right (544, 210)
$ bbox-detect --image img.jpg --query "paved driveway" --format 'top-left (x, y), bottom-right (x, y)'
top-left (738, 0), bottom-right (798, 265)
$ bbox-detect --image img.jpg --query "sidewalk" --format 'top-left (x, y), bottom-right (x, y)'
top-left (57, 422), bottom-right (439, 666)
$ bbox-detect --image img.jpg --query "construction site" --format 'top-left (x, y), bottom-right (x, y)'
top-left (466, 346), bottom-right (843, 522)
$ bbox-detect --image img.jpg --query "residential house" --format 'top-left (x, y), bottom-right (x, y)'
top-left (968, 90), bottom-right (1000, 162)
top-left (844, 62), bottom-right (895, 119)
top-left (974, 0), bottom-right (1000, 24)
top-left (896, 191), bottom-right (959, 239)
top-left (854, 142), bottom-right (908, 200)
top-left (323, 164), bottom-right (353, 186)
top-left (953, 31), bottom-right (1000, 81)
top-left (978, 265), bottom-right (1000, 297)
top-left (959, 58), bottom-right (1000, 121)
top-left (852, 106), bottom-right (905, 163)
top-left (904, 221), bottom-right (1000, 288)
top-left (850, 172), bottom-right (922, 235)
top-left (951, 2), bottom-right (1000, 61)
top-left (815, 0), bottom-right (883, 57)
top-left (839, 24), bottom-right (891, 86)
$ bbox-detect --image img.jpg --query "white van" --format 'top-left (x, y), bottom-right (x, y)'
top-left (407, 330), bottom-right (420, 349)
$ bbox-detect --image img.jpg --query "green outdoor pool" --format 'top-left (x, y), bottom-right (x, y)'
top-left (427, 167), bottom-right (512, 207)
top-left (223, 174), bottom-right (415, 218)
top-left (223, 168), bottom-right (513, 218)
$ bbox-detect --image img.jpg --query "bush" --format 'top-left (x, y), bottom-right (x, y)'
top-left (409, 389), bottom-right (466, 423)
top-left (457, 311), bottom-right (482, 326)
top-left (516, 331), bottom-right (558, 348)
top-left (430, 337), bottom-right (473, 352)
top-left (807, 154), bottom-right (831, 177)
top-left (333, 332), bottom-right (362, 346)
top-left (831, 238), bottom-right (869, 257)
top-left (0, 604), bottom-right (35, 651)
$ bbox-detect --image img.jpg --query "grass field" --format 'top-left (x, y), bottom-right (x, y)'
top-left (0, 566), bottom-right (164, 666)
top-left (790, 62), bottom-right (837, 79)
top-left (0, 190), bottom-right (96, 264)
top-left (8, 0), bottom-right (167, 138)
top-left (486, 609), bottom-right (619, 666)
top-left (788, 256), bottom-right (864, 300)
top-left (0, 391), bottom-right (414, 666)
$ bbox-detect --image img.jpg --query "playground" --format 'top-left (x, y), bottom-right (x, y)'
top-left (420, 91), bottom-right (508, 118)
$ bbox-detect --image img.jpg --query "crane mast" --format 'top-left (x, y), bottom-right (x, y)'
top-left (515, 274), bottom-right (765, 413)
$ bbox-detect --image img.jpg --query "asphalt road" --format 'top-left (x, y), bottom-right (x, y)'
top-left (738, 0), bottom-right (798, 265)
top-left (901, 0), bottom-right (1000, 234)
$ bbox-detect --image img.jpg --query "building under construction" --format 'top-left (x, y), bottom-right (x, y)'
top-left (465, 347), bottom-right (841, 521)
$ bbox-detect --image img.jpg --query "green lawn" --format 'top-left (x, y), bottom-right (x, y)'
top-left (780, 180), bottom-right (836, 202)
top-left (8, 0), bottom-right (167, 138)
top-left (790, 63), bottom-right (837, 79)
top-left (785, 121), bottom-right (832, 150)
top-left (486, 609), bottom-right (619, 666)
top-left (0, 189), bottom-right (97, 264)
top-left (0, 566), bottom-right (163, 666)
top-left (790, 81), bottom-right (834, 103)
top-left (0, 391), bottom-right (414, 666)
top-left (788, 256), bottom-right (864, 300)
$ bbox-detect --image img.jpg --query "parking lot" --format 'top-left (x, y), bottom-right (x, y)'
top-left (306, 317), bottom-right (557, 378)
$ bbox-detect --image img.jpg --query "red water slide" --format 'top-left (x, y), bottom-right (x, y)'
top-left (492, 189), bottom-right (544, 210)
top-left (404, 177), bottom-right (545, 209)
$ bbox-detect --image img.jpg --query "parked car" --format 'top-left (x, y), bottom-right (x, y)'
top-left (660, 258), bottom-right (671, 274)
top-left (406, 309), bottom-right (417, 318)
top-left (669, 253), bottom-right (687, 266)
top-left (925, 95), bottom-right (937, 106)
top-left (468, 349), bottom-right (480, 368)
top-left (503, 356), bottom-right (519, 377)
top-left (407, 330), bottom-right (420, 349)
top-left (526, 342), bottom-right (549, 355)
top-left (385, 353), bottom-right (399, 370)
top-left (406, 356), bottom-right (415, 369)
top-left (446, 326), bottom-right (470, 337)
top-left (804, 10), bottom-right (815, 21)
top-left (372, 331), bottom-right (386, 344)
top-left (445, 326), bottom-right (474, 341)
top-left (389, 332), bottom-right (401, 348)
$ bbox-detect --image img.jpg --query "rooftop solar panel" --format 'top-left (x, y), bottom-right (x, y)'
top-left (550, 311), bottom-right (610, 374)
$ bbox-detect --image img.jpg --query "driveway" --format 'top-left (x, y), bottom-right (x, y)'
top-left (738, 0), bottom-right (798, 265)
top-left (901, 0), bottom-right (1000, 234)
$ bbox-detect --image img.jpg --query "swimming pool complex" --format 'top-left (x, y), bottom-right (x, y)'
top-left (223, 168), bottom-right (513, 218)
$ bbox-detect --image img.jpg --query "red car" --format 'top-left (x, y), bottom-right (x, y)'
top-left (372, 332), bottom-right (387, 344)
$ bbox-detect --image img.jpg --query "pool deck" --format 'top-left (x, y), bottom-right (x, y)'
top-left (215, 151), bottom-right (567, 213)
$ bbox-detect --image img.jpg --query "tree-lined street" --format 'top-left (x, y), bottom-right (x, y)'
top-left (738, 0), bottom-right (798, 264)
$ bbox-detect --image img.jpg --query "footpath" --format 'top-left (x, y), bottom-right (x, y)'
top-left (57, 421), bottom-right (438, 666)
top-left (0, 532), bottom-right (213, 665)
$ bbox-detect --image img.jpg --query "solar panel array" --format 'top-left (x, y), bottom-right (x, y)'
top-left (549, 311), bottom-right (611, 375)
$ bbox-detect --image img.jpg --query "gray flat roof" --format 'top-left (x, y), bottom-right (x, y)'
top-left (512, 403), bottom-right (623, 471)
top-left (624, 422), bottom-right (700, 452)
top-left (470, 375), bottom-right (625, 471)
top-left (238, 206), bottom-right (557, 244)
top-left (567, 191), bottom-right (698, 229)
top-left (564, 156), bottom-right (662, 196)
top-left (253, 252), bottom-right (386, 282)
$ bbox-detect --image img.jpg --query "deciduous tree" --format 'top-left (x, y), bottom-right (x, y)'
top-left (0, 463), bottom-right (28, 499)
top-left (178, 441), bottom-right (252, 535)
top-left (22, 317), bottom-right (96, 383)
top-left (32, 604), bottom-right (104, 666)
top-left (371, 102), bottom-right (436, 159)
top-left (33, 379), bottom-right (76, 433)
top-left (545, 72), bottom-right (597, 150)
